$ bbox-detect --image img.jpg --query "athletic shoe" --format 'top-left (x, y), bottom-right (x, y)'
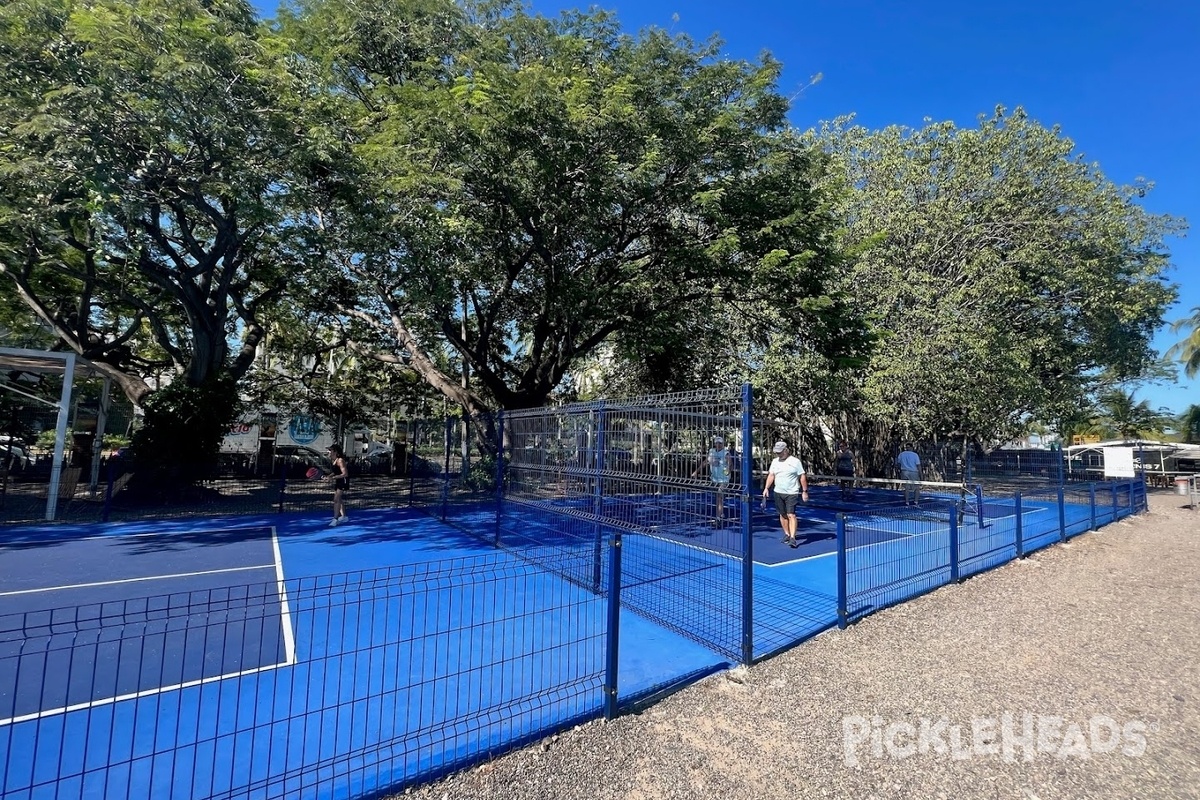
top-left (327, 518), bottom-right (339, 527)
top-left (336, 515), bottom-right (349, 525)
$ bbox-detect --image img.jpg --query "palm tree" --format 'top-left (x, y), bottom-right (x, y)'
top-left (1179, 404), bottom-right (1200, 444)
top-left (1167, 306), bottom-right (1200, 378)
top-left (1098, 390), bottom-right (1172, 441)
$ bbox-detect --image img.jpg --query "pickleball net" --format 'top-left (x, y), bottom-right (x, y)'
top-left (796, 473), bottom-right (982, 519)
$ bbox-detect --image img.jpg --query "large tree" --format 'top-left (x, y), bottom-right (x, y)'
top-left (0, 0), bottom-right (311, 478)
top-left (281, 0), bottom-right (860, 413)
top-left (791, 107), bottom-right (1180, 471)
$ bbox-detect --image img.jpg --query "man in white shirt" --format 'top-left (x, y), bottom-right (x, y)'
top-left (762, 440), bottom-right (809, 548)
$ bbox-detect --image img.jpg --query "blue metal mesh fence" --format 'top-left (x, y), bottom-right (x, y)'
top-left (840, 504), bottom-right (955, 623)
top-left (0, 553), bottom-right (607, 799)
top-left (499, 388), bottom-right (750, 662)
top-left (838, 477), bottom-right (1148, 628)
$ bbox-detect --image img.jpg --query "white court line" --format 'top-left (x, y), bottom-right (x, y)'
top-left (983, 505), bottom-right (1052, 523)
top-left (271, 528), bottom-right (297, 667)
top-left (762, 549), bottom-right (835, 567)
top-left (0, 659), bottom-right (291, 727)
top-left (0, 564), bottom-right (277, 598)
top-left (0, 526), bottom-right (296, 727)
top-left (759, 524), bottom-right (927, 568)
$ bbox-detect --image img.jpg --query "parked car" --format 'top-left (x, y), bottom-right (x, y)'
top-left (0, 442), bottom-right (30, 472)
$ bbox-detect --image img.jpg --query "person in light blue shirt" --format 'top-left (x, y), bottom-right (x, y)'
top-left (896, 447), bottom-right (921, 505)
top-left (693, 435), bottom-right (733, 527)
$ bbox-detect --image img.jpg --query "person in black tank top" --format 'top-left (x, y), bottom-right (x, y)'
top-left (326, 444), bottom-right (350, 526)
top-left (835, 440), bottom-right (856, 498)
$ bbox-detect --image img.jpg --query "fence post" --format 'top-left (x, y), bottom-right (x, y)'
top-left (603, 531), bottom-right (623, 720)
top-left (1057, 486), bottom-right (1066, 542)
top-left (740, 382), bottom-right (754, 665)
top-left (1014, 492), bottom-right (1024, 558)
top-left (1111, 481), bottom-right (1119, 521)
top-left (974, 484), bottom-right (986, 528)
top-left (441, 417), bottom-right (453, 521)
top-left (494, 411), bottom-right (505, 547)
top-left (593, 405), bottom-right (607, 593)
top-left (836, 513), bottom-right (848, 629)
top-left (1089, 483), bottom-right (1097, 531)
top-left (101, 455), bottom-right (115, 523)
top-left (949, 504), bottom-right (959, 582)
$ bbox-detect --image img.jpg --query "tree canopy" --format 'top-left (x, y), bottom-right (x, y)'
top-left (0, 0), bottom-right (307, 403)
top-left (0, 1), bottom-right (1187, 474)
top-left (279, 0), bottom-right (860, 412)
top-left (784, 108), bottom-right (1180, 468)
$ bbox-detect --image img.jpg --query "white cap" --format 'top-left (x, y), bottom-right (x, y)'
top-left (772, 441), bottom-right (788, 453)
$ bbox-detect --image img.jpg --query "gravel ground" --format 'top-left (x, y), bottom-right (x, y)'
top-left (397, 491), bottom-right (1200, 800)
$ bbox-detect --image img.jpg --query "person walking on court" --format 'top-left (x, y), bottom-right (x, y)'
top-left (692, 434), bottom-right (733, 527)
top-left (326, 444), bottom-right (351, 526)
top-left (835, 440), bottom-right (856, 498)
top-left (896, 445), bottom-right (921, 506)
top-left (762, 441), bottom-right (808, 548)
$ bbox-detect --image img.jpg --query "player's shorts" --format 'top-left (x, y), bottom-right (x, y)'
top-left (773, 492), bottom-right (799, 516)
top-left (335, 478), bottom-right (350, 491)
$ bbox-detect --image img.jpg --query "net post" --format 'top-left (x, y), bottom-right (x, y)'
top-left (494, 411), bottom-right (505, 547)
top-left (1057, 485), bottom-right (1066, 542)
top-left (1014, 492), bottom-right (1025, 558)
top-left (740, 382), bottom-right (754, 665)
top-left (949, 505), bottom-right (960, 583)
top-left (1089, 483), bottom-right (1097, 530)
top-left (603, 530), bottom-right (623, 720)
top-left (836, 513), bottom-right (848, 629)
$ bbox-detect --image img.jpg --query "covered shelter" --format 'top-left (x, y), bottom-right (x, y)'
top-left (1065, 439), bottom-right (1200, 487)
top-left (0, 347), bottom-right (113, 519)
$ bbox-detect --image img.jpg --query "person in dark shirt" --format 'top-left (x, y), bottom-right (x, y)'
top-left (326, 444), bottom-right (351, 526)
top-left (835, 440), bottom-right (856, 498)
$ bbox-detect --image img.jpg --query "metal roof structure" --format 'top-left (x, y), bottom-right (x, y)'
top-left (0, 347), bottom-right (112, 519)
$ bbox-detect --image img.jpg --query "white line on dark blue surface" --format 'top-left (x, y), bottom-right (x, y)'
top-left (0, 564), bottom-right (277, 597)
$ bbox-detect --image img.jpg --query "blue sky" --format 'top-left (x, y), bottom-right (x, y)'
top-left (261, 0), bottom-right (1199, 414)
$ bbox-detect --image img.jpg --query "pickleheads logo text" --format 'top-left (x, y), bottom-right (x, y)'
top-left (842, 713), bottom-right (1152, 767)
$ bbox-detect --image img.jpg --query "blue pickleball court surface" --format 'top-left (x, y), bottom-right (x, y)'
top-left (0, 510), bottom-right (734, 799)
top-left (1, 527), bottom-right (291, 725)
